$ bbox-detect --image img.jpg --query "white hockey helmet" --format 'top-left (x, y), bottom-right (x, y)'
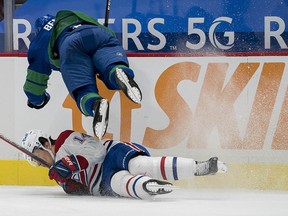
top-left (21, 129), bottom-right (52, 166)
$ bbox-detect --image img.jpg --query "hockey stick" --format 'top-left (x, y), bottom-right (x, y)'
top-left (104, 0), bottom-right (111, 27)
top-left (0, 133), bottom-right (51, 168)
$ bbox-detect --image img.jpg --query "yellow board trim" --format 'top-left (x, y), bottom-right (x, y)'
top-left (1, 160), bottom-right (288, 190)
top-left (174, 163), bottom-right (288, 190)
top-left (0, 160), bottom-right (56, 186)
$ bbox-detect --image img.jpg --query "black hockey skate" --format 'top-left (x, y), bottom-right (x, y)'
top-left (115, 68), bottom-right (142, 104)
top-left (195, 157), bottom-right (228, 176)
top-left (143, 179), bottom-right (173, 196)
top-left (92, 98), bottom-right (109, 140)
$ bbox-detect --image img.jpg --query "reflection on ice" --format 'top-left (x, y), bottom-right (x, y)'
top-left (0, 186), bottom-right (287, 216)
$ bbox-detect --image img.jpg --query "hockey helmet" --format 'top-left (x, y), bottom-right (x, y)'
top-left (35, 14), bottom-right (55, 34)
top-left (21, 129), bottom-right (52, 166)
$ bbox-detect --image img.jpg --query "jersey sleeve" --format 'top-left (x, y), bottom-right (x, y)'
top-left (54, 131), bottom-right (106, 171)
top-left (23, 29), bottom-right (53, 105)
top-left (23, 69), bottom-right (50, 105)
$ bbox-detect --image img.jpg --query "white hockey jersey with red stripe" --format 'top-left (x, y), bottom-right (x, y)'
top-left (53, 130), bottom-right (110, 195)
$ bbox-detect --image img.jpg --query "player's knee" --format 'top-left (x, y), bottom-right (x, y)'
top-left (128, 155), bottom-right (152, 176)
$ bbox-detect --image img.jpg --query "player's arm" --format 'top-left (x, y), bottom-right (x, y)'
top-left (48, 154), bottom-right (88, 184)
top-left (50, 131), bottom-right (105, 184)
top-left (57, 131), bottom-right (106, 165)
top-left (24, 66), bottom-right (51, 109)
top-left (24, 38), bottom-right (52, 109)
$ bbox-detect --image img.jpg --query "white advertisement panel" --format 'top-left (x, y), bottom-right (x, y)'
top-left (0, 56), bottom-right (288, 165)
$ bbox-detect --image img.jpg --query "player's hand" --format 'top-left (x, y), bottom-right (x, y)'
top-left (48, 155), bottom-right (80, 183)
top-left (27, 92), bottom-right (50, 109)
top-left (63, 179), bottom-right (90, 195)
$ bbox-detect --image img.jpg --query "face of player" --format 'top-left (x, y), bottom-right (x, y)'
top-left (32, 141), bottom-right (54, 167)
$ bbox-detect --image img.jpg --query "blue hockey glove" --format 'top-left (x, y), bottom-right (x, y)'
top-left (49, 155), bottom-right (80, 183)
top-left (27, 92), bottom-right (50, 110)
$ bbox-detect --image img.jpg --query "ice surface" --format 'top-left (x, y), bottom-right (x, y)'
top-left (0, 186), bottom-right (287, 216)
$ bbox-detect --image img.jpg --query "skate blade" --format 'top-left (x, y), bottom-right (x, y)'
top-left (116, 68), bottom-right (142, 104)
top-left (94, 99), bottom-right (109, 140)
top-left (146, 183), bottom-right (180, 194)
top-left (147, 184), bottom-right (180, 190)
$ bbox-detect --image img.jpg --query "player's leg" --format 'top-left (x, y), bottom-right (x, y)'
top-left (73, 85), bottom-right (109, 140)
top-left (110, 170), bottom-right (173, 199)
top-left (99, 141), bottom-right (151, 197)
top-left (91, 27), bottom-right (142, 104)
top-left (58, 30), bottom-right (109, 139)
top-left (110, 65), bottom-right (142, 104)
top-left (128, 155), bottom-right (228, 180)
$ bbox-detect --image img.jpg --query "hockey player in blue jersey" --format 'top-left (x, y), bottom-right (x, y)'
top-left (23, 10), bottom-right (142, 140)
top-left (21, 129), bottom-right (228, 199)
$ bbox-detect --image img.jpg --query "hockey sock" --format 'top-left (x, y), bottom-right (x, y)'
top-left (108, 64), bottom-right (134, 89)
top-left (111, 170), bottom-right (153, 199)
top-left (79, 93), bottom-right (101, 116)
top-left (74, 85), bottom-right (100, 116)
top-left (128, 155), bottom-right (197, 180)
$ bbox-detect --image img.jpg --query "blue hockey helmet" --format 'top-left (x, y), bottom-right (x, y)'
top-left (35, 14), bottom-right (55, 34)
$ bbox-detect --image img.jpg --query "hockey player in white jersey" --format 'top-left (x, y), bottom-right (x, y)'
top-left (22, 129), bottom-right (228, 199)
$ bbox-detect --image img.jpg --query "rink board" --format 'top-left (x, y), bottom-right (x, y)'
top-left (0, 160), bottom-right (288, 190)
top-left (0, 56), bottom-right (288, 189)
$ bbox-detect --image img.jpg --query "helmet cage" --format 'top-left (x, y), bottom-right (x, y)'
top-left (21, 129), bottom-right (52, 167)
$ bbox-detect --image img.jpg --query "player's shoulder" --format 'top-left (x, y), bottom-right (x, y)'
top-left (58, 130), bottom-right (75, 138)
top-left (54, 130), bottom-right (75, 152)
top-left (30, 30), bottom-right (51, 46)
top-left (56, 130), bottom-right (89, 144)
top-left (28, 30), bottom-right (51, 60)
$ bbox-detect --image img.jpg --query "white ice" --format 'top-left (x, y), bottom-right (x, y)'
top-left (0, 186), bottom-right (287, 216)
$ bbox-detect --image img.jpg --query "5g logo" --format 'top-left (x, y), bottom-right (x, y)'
top-left (186, 17), bottom-right (234, 50)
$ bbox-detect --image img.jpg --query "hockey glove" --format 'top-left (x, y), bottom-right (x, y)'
top-left (27, 92), bottom-right (50, 110)
top-left (49, 154), bottom-right (80, 183)
top-left (63, 179), bottom-right (90, 195)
